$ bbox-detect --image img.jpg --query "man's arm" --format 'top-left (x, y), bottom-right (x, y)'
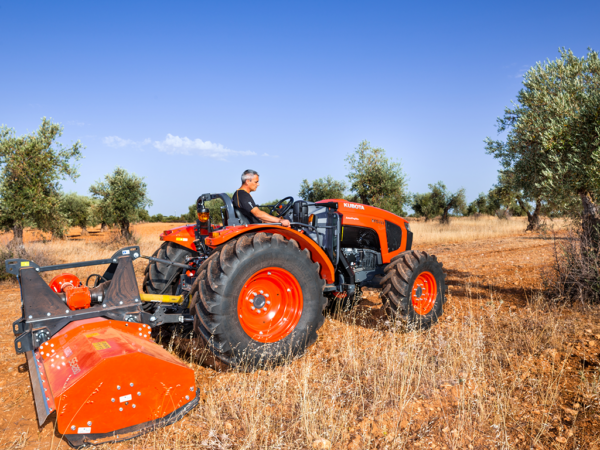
top-left (250, 207), bottom-right (291, 227)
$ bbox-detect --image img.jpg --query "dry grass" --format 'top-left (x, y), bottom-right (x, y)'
top-left (0, 221), bottom-right (599, 449)
top-left (409, 215), bottom-right (564, 246)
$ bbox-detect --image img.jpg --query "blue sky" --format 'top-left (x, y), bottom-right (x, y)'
top-left (1, 1), bottom-right (598, 215)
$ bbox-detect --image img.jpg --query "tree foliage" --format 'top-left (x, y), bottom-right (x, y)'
top-left (60, 193), bottom-right (98, 234)
top-left (0, 118), bottom-right (82, 243)
top-left (412, 182), bottom-right (466, 224)
top-left (299, 176), bottom-right (347, 202)
top-left (486, 48), bottom-right (600, 240)
top-left (346, 141), bottom-right (409, 216)
top-left (89, 167), bottom-right (152, 240)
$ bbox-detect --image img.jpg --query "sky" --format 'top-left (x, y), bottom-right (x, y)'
top-left (1, 1), bottom-right (598, 215)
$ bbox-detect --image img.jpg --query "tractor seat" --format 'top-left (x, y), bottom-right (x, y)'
top-left (234, 207), bottom-right (252, 225)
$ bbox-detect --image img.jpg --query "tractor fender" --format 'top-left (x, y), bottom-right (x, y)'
top-left (160, 225), bottom-right (197, 251)
top-left (205, 225), bottom-right (335, 284)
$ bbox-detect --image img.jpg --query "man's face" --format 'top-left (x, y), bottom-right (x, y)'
top-left (247, 175), bottom-right (260, 192)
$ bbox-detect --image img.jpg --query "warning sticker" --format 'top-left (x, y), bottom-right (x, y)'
top-left (77, 427), bottom-right (91, 434)
top-left (92, 341), bottom-right (111, 351)
top-left (21, 261), bottom-right (30, 267)
top-left (64, 346), bottom-right (72, 357)
top-left (85, 332), bottom-right (99, 338)
top-left (119, 394), bottom-right (132, 403)
top-left (69, 357), bottom-right (80, 375)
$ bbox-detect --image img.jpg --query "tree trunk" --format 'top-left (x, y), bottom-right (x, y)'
top-left (440, 207), bottom-right (450, 225)
top-left (121, 220), bottom-right (132, 241)
top-left (10, 224), bottom-right (24, 247)
top-left (580, 191), bottom-right (600, 250)
top-left (100, 222), bottom-right (108, 232)
top-left (517, 197), bottom-right (541, 231)
top-left (80, 225), bottom-right (88, 236)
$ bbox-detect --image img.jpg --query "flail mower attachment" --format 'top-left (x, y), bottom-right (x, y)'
top-left (6, 247), bottom-right (199, 448)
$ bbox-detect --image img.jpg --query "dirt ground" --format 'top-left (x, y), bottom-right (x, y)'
top-left (1, 229), bottom-right (599, 449)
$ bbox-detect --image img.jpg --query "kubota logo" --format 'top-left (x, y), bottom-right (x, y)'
top-left (343, 203), bottom-right (365, 210)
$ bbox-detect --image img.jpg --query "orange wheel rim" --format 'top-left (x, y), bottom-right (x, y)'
top-left (237, 267), bottom-right (303, 343)
top-left (411, 271), bottom-right (437, 315)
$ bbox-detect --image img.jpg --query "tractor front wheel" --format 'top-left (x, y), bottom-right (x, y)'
top-left (381, 250), bottom-right (447, 329)
top-left (143, 242), bottom-right (197, 295)
top-left (189, 232), bottom-right (327, 369)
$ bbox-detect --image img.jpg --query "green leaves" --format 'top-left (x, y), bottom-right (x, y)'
top-left (345, 141), bottom-right (409, 216)
top-left (486, 48), bottom-right (600, 217)
top-left (299, 176), bottom-right (347, 202)
top-left (89, 167), bottom-right (152, 239)
top-left (0, 118), bottom-right (83, 241)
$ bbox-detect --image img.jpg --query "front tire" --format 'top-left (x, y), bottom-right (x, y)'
top-left (381, 250), bottom-right (447, 329)
top-left (143, 242), bottom-right (197, 295)
top-left (190, 232), bottom-right (327, 369)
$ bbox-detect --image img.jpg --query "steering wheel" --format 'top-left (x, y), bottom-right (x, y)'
top-left (269, 196), bottom-right (294, 217)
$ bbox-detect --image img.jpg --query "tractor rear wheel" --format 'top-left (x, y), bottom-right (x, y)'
top-left (381, 250), bottom-right (446, 329)
top-left (143, 242), bottom-right (197, 295)
top-left (190, 232), bottom-right (327, 369)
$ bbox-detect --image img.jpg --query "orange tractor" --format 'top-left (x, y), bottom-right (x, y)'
top-left (6, 194), bottom-right (446, 447)
top-left (144, 194), bottom-right (447, 368)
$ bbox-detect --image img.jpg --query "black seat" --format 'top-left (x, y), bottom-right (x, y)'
top-left (234, 208), bottom-right (252, 225)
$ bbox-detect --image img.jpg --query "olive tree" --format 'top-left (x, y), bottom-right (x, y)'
top-left (346, 141), bottom-right (409, 216)
top-left (299, 176), bottom-right (347, 202)
top-left (486, 48), bottom-right (600, 241)
top-left (0, 118), bottom-right (82, 244)
top-left (89, 167), bottom-right (152, 240)
top-left (60, 193), bottom-right (98, 235)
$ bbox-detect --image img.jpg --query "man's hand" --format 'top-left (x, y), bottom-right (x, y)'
top-left (280, 218), bottom-right (291, 227)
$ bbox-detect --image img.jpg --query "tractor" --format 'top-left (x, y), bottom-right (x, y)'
top-left (5, 193), bottom-right (446, 447)
top-left (144, 194), bottom-right (447, 368)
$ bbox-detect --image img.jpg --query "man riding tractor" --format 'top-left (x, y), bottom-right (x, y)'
top-left (143, 173), bottom-right (447, 369)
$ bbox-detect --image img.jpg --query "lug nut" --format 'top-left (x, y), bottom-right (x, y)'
top-left (111, 398), bottom-right (115, 402)
top-left (132, 404), bottom-right (136, 408)
top-left (137, 392), bottom-right (141, 396)
top-left (117, 385), bottom-right (121, 390)
top-left (87, 421), bottom-right (92, 426)
top-left (119, 407), bottom-right (123, 412)
top-left (266, 301), bottom-right (271, 305)
top-left (71, 426), bottom-right (76, 431)
top-left (130, 383), bottom-right (134, 387)
top-left (185, 395), bottom-right (190, 400)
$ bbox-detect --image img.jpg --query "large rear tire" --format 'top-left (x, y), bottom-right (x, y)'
top-left (189, 232), bottom-right (327, 369)
top-left (381, 250), bottom-right (446, 329)
top-left (143, 242), bottom-right (197, 295)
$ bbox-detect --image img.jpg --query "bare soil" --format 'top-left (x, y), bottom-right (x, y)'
top-left (1, 230), bottom-right (599, 449)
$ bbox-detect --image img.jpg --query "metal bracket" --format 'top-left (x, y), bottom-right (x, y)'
top-left (142, 306), bottom-right (192, 327)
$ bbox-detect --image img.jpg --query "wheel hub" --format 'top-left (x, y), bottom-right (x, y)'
top-left (411, 271), bottom-right (437, 315)
top-left (238, 267), bottom-right (303, 343)
top-left (253, 294), bottom-right (266, 309)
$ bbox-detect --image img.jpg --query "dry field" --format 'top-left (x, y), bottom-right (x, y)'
top-left (1, 217), bottom-right (599, 450)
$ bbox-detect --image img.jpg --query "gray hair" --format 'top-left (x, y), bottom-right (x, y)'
top-left (241, 169), bottom-right (259, 184)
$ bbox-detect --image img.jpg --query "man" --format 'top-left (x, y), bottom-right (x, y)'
top-left (232, 170), bottom-right (291, 227)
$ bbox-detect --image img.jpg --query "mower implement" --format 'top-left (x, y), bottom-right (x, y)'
top-left (7, 247), bottom-right (199, 448)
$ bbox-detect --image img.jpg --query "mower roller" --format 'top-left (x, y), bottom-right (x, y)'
top-left (6, 247), bottom-right (199, 447)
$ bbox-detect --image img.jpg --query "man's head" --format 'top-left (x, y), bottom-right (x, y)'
top-left (241, 169), bottom-right (259, 192)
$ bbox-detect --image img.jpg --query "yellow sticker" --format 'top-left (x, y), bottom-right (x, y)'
top-left (85, 332), bottom-right (99, 338)
top-left (20, 261), bottom-right (30, 267)
top-left (175, 237), bottom-right (188, 242)
top-left (92, 341), bottom-right (111, 351)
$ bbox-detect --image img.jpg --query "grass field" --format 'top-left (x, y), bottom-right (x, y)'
top-left (0, 217), bottom-right (598, 449)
